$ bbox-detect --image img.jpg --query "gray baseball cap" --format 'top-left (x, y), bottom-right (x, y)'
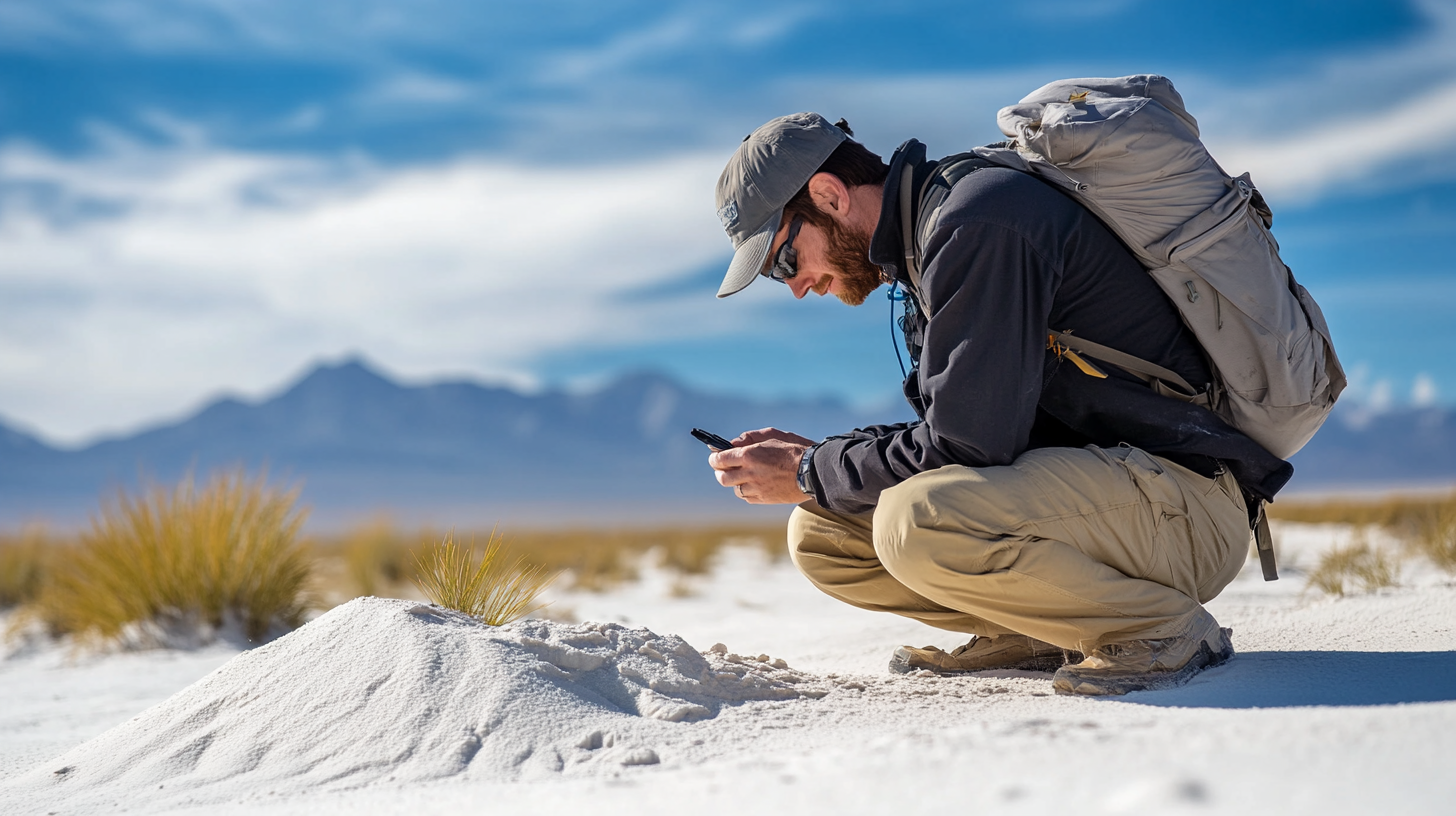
top-left (714, 112), bottom-right (848, 298)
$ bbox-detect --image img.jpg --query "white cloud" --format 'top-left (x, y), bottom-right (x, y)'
top-left (726, 10), bottom-right (817, 47)
top-left (0, 0), bottom-right (258, 55)
top-left (1336, 364), bottom-right (1398, 430)
top-left (1369, 379), bottom-right (1394, 412)
top-left (1184, 0), bottom-right (1456, 203)
top-left (1334, 366), bottom-right (1449, 430)
top-left (367, 72), bottom-right (477, 106)
top-left (540, 13), bottom-right (700, 84)
top-left (1011, 0), bottom-right (1141, 23)
top-left (1208, 78), bottom-right (1456, 204)
top-left (1413, 373), bottom-right (1438, 408)
top-left (0, 140), bottom-right (742, 444)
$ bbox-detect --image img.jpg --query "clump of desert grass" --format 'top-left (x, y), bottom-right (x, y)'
top-left (310, 523), bottom-right (786, 599)
top-left (0, 526), bottom-right (53, 608)
top-left (310, 517), bottom-right (420, 600)
top-left (1398, 495), bottom-right (1456, 575)
top-left (413, 531), bottom-right (555, 625)
top-left (343, 518), bottom-right (415, 597)
top-left (500, 525), bottom-right (786, 592)
top-left (27, 470), bottom-right (312, 646)
top-left (1305, 530), bottom-right (1399, 598)
top-left (6, 479), bottom-right (789, 642)
top-left (1274, 492), bottom-right (1456, 592)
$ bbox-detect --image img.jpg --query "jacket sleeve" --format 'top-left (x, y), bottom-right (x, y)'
top-left (806, 219), bottom-right (1061, 515)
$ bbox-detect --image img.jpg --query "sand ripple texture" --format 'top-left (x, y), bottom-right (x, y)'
top-left (3, 597), bottom-right (830, 812)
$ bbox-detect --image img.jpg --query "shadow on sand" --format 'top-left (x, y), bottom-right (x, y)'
top-left (1122, 651), bottom-right (1456, 709)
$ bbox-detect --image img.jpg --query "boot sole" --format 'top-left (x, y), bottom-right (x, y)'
top-left (889, 647), bottom-right (1070, 676)
top-left (1052, 627), bottom-right (1234, 696)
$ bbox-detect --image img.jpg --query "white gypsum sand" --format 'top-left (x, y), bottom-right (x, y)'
top-left (1, 521), bottom-right (1454, 815)
top-left (2, 597), bottom-right (832, 812)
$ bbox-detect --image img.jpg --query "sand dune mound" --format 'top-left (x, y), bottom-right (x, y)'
top-left (6, 597), bottom-right (826, 811)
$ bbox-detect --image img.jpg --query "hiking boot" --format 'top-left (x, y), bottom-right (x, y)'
top-left (889, 634), bottom-right (1076, 675)
top-left (1052, 610), bottom-right (1234, 696)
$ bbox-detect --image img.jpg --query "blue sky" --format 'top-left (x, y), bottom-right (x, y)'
top-left (1, 0), bottom-right (1453, 445)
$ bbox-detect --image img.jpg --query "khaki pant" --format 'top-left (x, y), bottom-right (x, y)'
top-left (788, 445), bottom-right (1250, 653)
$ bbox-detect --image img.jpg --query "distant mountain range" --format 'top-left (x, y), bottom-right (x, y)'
top-left (3, 359), bottom-right (1452, 531)
top-left (0, 360), bottom-right (902, 530)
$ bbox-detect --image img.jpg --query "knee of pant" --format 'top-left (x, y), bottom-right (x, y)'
top-left (871, 478), bottom-right (938, 579)
top-left (785, 506), bottom-right (819, 572)
top-left (872, 473), bottom-right (1013, 581)
top-left (873, 478), bottom-right (935, 547)
top-left (874, 469), bottom-right (985, 544)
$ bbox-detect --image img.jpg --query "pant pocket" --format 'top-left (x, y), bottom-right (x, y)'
top-left (1110, 447), bottom-right (1193, 592)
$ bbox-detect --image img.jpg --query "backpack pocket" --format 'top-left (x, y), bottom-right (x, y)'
top-left (1149, 183), bottom-right (1320, 410)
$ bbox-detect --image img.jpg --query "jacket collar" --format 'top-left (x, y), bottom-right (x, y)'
top-left (869, 138), bottom-right (933, 286)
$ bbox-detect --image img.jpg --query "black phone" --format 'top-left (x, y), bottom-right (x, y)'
top-left (690, 428), bottom-right (735, 451)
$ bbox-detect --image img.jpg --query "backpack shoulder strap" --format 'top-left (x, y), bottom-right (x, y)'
top-left (898, 162), bottom-right (922, 294)
top-left (899, 151), bottom-right (992, 305)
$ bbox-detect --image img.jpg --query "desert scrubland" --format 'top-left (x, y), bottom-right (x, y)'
top-left (2, 471), bottom-right (1454, 815)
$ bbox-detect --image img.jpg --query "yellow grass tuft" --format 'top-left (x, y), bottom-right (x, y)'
top-left (298, 522), bottom-right (786, 604)
top-left (1274, 492), bottom-right (1456, 578)
top-left (1306, 536), bottom-right (1399, 597)
top-left (340, 518), bottom-right (415, 598)
top-left (0, 526), bottom-right (52, 608)
top-left (413, 531), bottom-right (556, 625)
top-left (500, 524), bottom-right (786, 592)
top-left (29, 470), bottom-right (312, 645)
top-left (1400, 496), bottom-right (1456, 575)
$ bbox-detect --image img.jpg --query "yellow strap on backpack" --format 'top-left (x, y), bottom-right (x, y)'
top-left (1048, 333), bottom-right (1108, 379)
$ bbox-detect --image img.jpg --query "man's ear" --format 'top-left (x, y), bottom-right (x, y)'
top-left (806, 173), bottom-right (853, 222)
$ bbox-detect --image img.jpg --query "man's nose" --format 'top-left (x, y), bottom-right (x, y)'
top-left (788, 274), bottom-right (814, 299)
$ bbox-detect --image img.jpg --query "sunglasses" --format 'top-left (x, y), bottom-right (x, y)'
top-left (761, 216), bottom-right (804, 283)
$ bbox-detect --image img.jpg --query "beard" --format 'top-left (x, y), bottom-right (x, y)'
top-left (821, 216), bottom-right (884, 306)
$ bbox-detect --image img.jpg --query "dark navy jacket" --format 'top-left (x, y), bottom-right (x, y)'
top-left (802, 140), bottom-right (1293, 516)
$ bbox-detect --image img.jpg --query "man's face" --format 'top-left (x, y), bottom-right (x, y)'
top-left (766, 213), bottom-right (882, 306)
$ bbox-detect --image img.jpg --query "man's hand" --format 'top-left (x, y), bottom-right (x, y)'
top-left (708, 427), bottom-right (814, 504)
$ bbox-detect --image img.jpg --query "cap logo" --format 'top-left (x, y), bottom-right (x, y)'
top-left (717, 201), bottom-right (739, 231)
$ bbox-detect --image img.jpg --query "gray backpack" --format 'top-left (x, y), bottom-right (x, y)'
top-left (902, 74), bottom-right (1346, 463)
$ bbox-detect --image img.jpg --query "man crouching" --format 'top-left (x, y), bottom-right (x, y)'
top-left (705, 113), bottom-right (1290, 695)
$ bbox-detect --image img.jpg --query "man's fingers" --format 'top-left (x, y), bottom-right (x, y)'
top-left (714, 460), bottom-right (759, 501)
top-left (722, 474), bottom-right (761, 503)
top-left (715, 468), bottom-right (750, 487)
top-left (708, 446), bottom-right (749, 469)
